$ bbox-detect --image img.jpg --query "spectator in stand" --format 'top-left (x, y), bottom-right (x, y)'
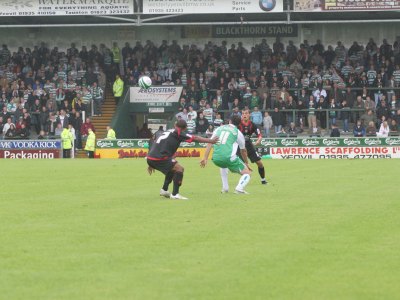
top-left (213, 113), bottom-right (224, 128)
top-left (138, 123), bottom-right (152, 139)
top-left (263, 111), bottom-right (273, 137)
top-left (389, 119), bottom-right (398, 135)
top-left (353, 120), bottom-right (366, 137)
top-left (272, 107), bottom-right (284, 134)
top-left (378, 121), bottom-right (390, 137)
top-left (330, 124), bottom-right (341, 137)
top-left (309, 120), bottom-right (321, 137)
top-left (186, 114), bottom-right (196, 134)
top-left (196, 112), bottom-right (209, 136)
top-left (366, 121), bottom-right (377, 136)
top-left (250, 106), bottom-right (262, 128)
top-left (81, 117), bottom-right (95, 140)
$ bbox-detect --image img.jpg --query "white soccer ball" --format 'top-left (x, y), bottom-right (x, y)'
top-left (139, 76), bottom-right (152, 89)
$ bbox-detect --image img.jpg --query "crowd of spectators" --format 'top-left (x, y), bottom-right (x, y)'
top-left (0, 42), bottom-right (109, 141)
top-left (118, 37), bottom-right (400, 137)
top-left (2, 37), bottom-right (400, 141)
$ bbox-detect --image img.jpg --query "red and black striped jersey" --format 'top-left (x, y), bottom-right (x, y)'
top-left (238, 120), bottom-right (262, 138)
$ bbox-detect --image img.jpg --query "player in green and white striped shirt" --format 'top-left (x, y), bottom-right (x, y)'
top-left (201, 115), bottom-right (252, 194)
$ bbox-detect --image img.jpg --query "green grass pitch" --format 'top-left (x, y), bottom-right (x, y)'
top-left (1, 159), bottom-right (400, 299)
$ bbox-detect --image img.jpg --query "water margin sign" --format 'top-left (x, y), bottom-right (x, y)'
top-left (0, 0), bottom-right (134, 17)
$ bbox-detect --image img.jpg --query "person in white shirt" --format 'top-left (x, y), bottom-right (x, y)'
top-left (2, 117), bottom-right (14, 137)
top-left (378, 121), bottom-right (390, 137)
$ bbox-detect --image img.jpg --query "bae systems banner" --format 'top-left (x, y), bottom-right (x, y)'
top-left (0, 0), bottom-right (134, 17)
top-left (143, 0), bottom-right (283, 14)
top-left (130, 86), bottom-right (182, 113)
top-left (294, 0), bottom-right (400, 11)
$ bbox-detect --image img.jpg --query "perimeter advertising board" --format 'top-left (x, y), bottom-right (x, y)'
top-left (294, 0), bottom-right (400, 11)
top-left (143, 0), bottom-right (283, 14)
top-left (95, 139), bottom-right (209, 159)
top-left (0, 140), bottom-right (61, 159)
top-left (95, 137), bottom-right (400, 159)
top-left (0, 0), bottom-right (134, 17)
top-left (130, 86), bottom-right (182, 113)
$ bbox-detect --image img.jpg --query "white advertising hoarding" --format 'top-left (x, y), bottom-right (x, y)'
top-left (0, 0), bottom-right (134, 17)
top-left (130, 86), bottom-right (183, 103)
top-left (143, 0), bottom-right (283, 14)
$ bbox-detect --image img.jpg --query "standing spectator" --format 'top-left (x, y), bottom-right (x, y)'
top-left (263, 111), bottom-right (273, 137)
top-left (91, 82), bottom-right (103, 116)
top-left (81, 117), bottom-right (95, 139)
top-left (271, 107), bottom-right (284, 134)
top-left (61, 127), bottom-right (73, 158)
top-left (353, 120), bottom-right (366, 137)
top-left (340, 100), bottom-right (351, 133)
top-left (85, 128), bottom-right (96, 158)
top-left (113, 74), bottom-right (124, 105)
top-left (250, 106), bottom-right (262, 127)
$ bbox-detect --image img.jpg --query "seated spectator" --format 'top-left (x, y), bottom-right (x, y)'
top-left (186, 114), bottom-right (196, 134)
top-left (4, 123), bottom-right (16, 139)
top-left (389, 120), bottom-right (398, 136)
top-left (138, 123), bottom-right (152, 139)
top-left (55, 123), bottom-right (63, 137)
top-left (309, 120), bottom-right (321, 137)
top-left (16, 123), bottom-right (29, 139)
top-left (378, 121), bottom-right (390, 137)
top-left (38, 130), bottom-right (46, 139)
top-left (330, 124), bottom-right (341, 137)
top-left (175, 108), bottom-right (188, 121)
top-left (205, 125), bottom-right (214, 138)
top-left (2, 117), bottom-right (14, 138)
top-left (283, 122), bottom-right (299, 137)
top-left (353, 120), bottom-right (366, 137)
top-left (366, 121), bottom-right (377, 136)
top-left (196, 112), bottom-right (209, 136)
top-left (213, 113), bottom-right (224, 127)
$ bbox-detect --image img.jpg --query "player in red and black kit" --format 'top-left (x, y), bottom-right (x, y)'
top-left (237, 109), bottom-right (267, 184)
top-left (147, 119), bottom-right (218, 200)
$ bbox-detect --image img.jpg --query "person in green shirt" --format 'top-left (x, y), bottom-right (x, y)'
top-left (84, 128), bottom-right (96, 158)
top-left (201, 115), bottom-right (252, 194)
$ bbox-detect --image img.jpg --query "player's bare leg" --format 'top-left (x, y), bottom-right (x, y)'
top-left (170, 163), bottom-right (188, 200)
top-left (255, 160), bottom-right (267, 184)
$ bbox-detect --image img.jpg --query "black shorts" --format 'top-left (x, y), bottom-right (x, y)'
top-left (237, 141), bottom-right (260, 163)
top-left (147, 158), bottom-right (177, 175)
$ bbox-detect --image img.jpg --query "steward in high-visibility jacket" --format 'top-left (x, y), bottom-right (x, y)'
top-left (113, 75), bottom-right (124, 105)
top-left (61, 128), bottom-right (73, 158)
top-left (106, 126), bottom-right (116, 140)
top-left (85, 128), bottom-right (96, 158)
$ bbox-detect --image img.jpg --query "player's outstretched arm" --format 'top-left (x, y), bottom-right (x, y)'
top-left (193, 135), bottom-right (218, 144)
top-left (200, 143), bottom-right (213, 168)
